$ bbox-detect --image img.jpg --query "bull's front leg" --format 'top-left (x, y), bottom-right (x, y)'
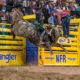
top-left (45, 41), bottom-right (53, 54)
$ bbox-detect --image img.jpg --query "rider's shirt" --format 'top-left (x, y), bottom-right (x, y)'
top-left (48, 16), bottom-right (55, 25)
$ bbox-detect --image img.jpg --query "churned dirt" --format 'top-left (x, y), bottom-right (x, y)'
top-left (0, 66), bottom-right (80, 80)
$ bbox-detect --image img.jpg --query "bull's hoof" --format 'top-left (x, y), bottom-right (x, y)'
top-left (13, 35), bottom-right (16, 39)
top-left (40, 41), bottom-right (45, 44)
top-left (64, 35), bottom-right (68, 38)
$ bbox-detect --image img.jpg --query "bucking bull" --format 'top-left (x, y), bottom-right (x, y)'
top-left (10, 8), bottom-right (67, 54)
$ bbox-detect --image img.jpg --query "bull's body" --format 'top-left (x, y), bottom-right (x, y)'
top-left (13, 20), bottom-right (40, 45)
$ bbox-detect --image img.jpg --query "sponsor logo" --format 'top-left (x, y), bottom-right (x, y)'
top-left (56, 55), bottom-right (66, 63)
top-left (0, 53), bottom-right (16, 63)
top-left (45, 54), bottom-right (76, 63)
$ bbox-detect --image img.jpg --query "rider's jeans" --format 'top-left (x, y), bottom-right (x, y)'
top-left (61, 15), bottom-right (70, 37)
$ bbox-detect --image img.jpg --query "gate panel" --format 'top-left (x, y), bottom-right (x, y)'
top-left (0, 23), bottom-right (26, 66)
top-left (38, 19), bottom-right (80, 66)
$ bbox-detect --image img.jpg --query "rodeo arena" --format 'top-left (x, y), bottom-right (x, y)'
top-left (1, 0), bottom-right (80, 80)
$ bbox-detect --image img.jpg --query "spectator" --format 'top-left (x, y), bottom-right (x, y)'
top-left (1, 0), bottom-right (80, 38)
top-left (36, 9), bottom-right (44, 26)
top-left (46, 2), bottom-right (54, 14)
top-left (6, 0), bottom-right (14, 12)
top-left (76, 0), bottom-right (80, 4)
top-left (75, 3), bottom-right (80, 17)
top-left (6, 12), bottom-right (12, 23)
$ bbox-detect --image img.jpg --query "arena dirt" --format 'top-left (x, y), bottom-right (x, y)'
top-left (0, 66), bottom-right (80, 80)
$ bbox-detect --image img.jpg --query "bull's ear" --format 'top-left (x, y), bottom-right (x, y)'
top-left (17, 10), bottom-right (23, 20)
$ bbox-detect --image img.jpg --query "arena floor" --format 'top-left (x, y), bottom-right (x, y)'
top-left (0, 66), bottom-right (80, 80)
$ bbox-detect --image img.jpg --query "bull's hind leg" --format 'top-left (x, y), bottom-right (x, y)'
top-left (12, 31), bottom-right (16, 39)
top-left (56, 43), bottom-right (68, 53)
top-left (11, 28), bottom-right (16, 39)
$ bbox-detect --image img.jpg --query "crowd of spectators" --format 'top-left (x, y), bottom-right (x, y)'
top-left (0, 0), bottom-right (80, 37)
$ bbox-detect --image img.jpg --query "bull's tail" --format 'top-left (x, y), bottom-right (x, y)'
top-left (11, 27), bottom-right (16, 39)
